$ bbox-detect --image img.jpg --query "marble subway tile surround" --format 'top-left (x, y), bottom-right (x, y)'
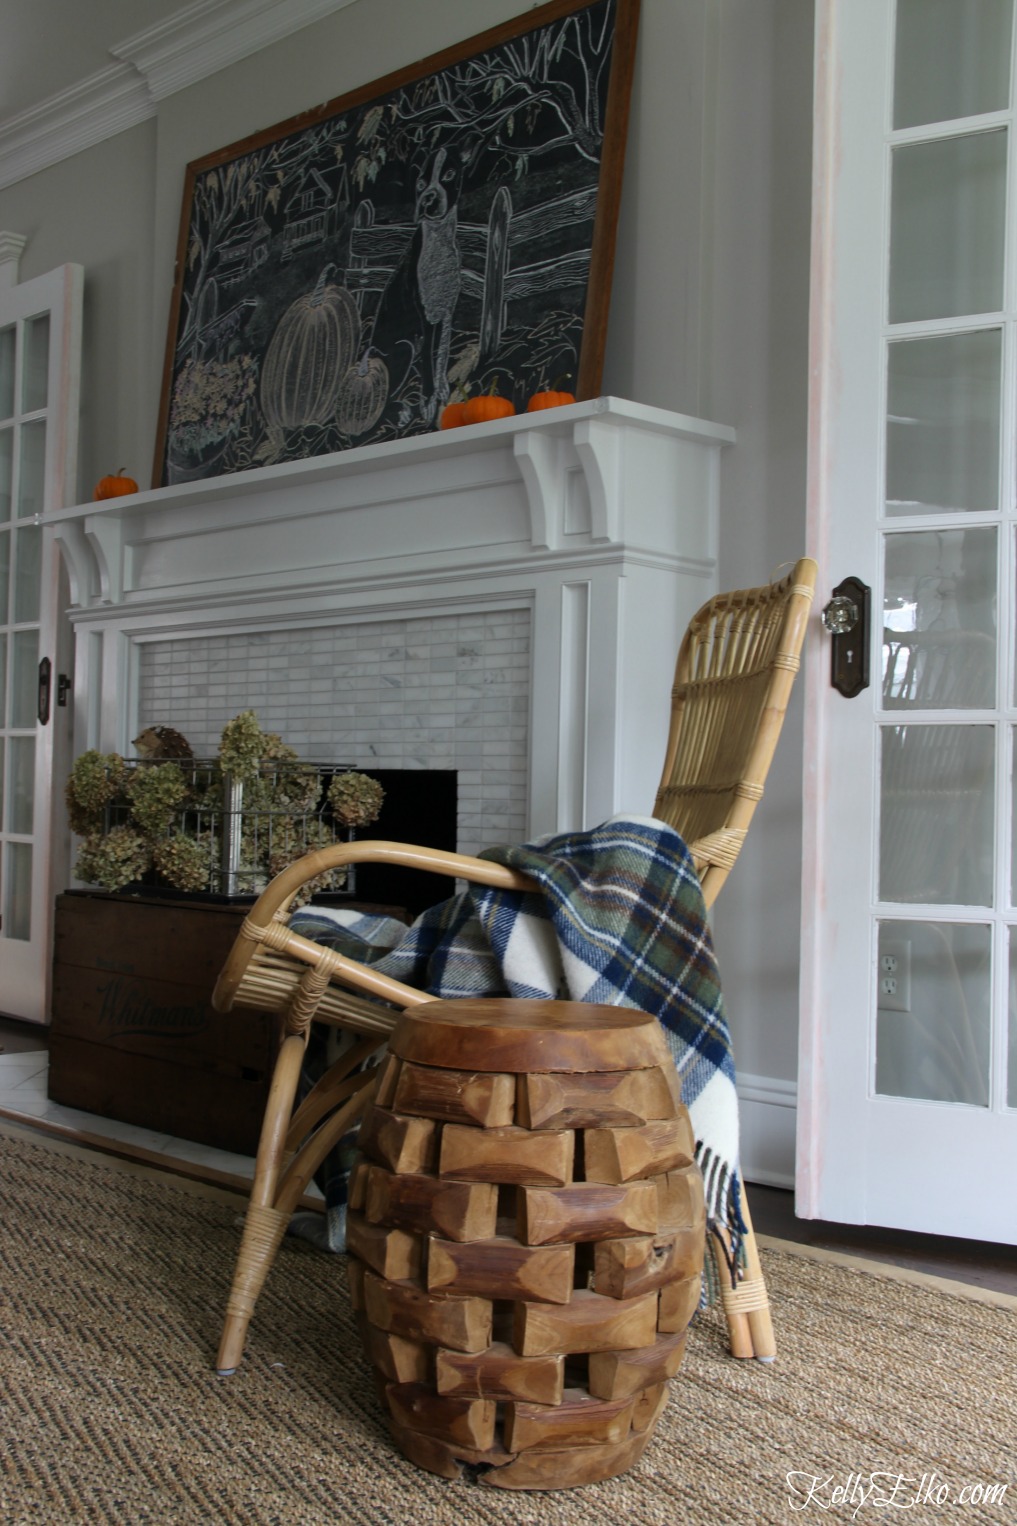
top-left (136, 608), bottom-right (531, 859)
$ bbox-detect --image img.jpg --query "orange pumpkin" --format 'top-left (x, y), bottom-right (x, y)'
top-left (439, 400), bottom-right (468, 429)
top-left (526, 389), bottom-right (576, 412)
top-left (93, 468), bottom-right (139, 500)
top-left (462, 390), bottom-right (515, 426)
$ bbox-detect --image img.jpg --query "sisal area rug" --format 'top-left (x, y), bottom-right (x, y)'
top-left (1, 1128), bottom-right (1014, 1526)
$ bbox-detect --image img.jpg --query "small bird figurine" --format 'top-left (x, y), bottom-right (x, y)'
top-left (132, 725), bottom-right (194, 761)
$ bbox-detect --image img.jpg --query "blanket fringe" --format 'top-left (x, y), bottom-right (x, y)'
top-left (695, 1143), bottom-right (747, 1308)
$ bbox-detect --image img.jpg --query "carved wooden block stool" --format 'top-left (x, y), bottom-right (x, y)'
top-left (346, 998), bottom-right (705, 1491)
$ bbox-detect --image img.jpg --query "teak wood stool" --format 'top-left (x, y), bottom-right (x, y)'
top-left (349, 998), bottom-right (705, 1490)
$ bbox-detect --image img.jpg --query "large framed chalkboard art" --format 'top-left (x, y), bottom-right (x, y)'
top-left (152, 0), bottom-right (640, 486)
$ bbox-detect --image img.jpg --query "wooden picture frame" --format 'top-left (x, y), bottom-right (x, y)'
top-left (152, 0), bottom-right (639, 486)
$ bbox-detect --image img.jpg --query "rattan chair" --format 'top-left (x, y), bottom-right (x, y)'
top-left (649, 556), bottom-right (817, 1357)
top-left (211, 556), bottom-right (817, 1374)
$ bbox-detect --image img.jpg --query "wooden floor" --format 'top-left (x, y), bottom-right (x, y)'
top-left (748, 1183), bottom-right (1017, 1297)
top-left (4, 1015), bottom-right (1015, 1297)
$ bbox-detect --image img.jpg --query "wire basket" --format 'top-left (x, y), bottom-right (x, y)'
top-left (102, 759), bottom-right (362, 899)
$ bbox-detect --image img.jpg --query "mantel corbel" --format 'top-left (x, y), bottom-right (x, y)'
top-left (83, 513), bottom-right (125, 604)
top-left (513, 428), bottom-right (562, 551)
top-left (572, 416), bottom-right (622, 544)
top-left (52, 520), bottom-right (93, 608)
top-left (514, 414), bottom-right (627, 550)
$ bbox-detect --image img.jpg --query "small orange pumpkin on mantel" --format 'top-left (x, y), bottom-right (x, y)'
top-left (93, 468), bottom-right (139, 500)
top-left (439, 398), bottom-right (469, 430)
top-left (526, 375), bottom-right (576, 412)
top-left (462, 384), bottom-right (515, 426)
top-left (526, 389), bottom-right (576, 412)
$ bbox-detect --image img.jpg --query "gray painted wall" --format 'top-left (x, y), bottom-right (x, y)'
top-left (0, 0), bottom-right (815, 1098)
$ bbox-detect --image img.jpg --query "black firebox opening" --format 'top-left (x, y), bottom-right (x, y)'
top-left (318, 768), bottom-right (458, 920)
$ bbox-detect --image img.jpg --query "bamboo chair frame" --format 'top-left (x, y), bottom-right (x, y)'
top-left (210, 557), bottom-right (817, 1375)
top-left (650, 556), bottom-right (818, 1357)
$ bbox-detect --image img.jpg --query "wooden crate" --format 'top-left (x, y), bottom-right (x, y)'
top-left (48, 891), bottom-right (280, 1155)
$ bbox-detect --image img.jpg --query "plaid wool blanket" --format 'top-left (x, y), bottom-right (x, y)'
top-left (289, 815), bottom-right (744, 1289)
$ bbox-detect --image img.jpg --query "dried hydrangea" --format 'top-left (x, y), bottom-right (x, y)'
top-left (74, 826), bottom-right (150, 891)
top-left (126, 762), bottom-right (189, 838)
top-left (260, 732), bottom-right (299, 764)
top-left (275, 768), bottom-right (321, 813)
top-left (268, 820), bottom-right (346, 907)
top-left (218, 709), bottom-right (264, 782)
top-left (151, 835), bottom-right (209, 893)
top-left (65, 751), bottom-right (127, 834)
top-left (64, 710), bottom-right (365, 902)
top-left (327, 771), bottom-right (385, 828)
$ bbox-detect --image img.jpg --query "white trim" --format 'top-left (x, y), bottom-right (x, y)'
top-left (0, 0), bottom-right (358, 190)
top-left (0, 232), bottom-right (27, 288)
top-left (0, 66), bottom-right (151, 191)
top-left (796, 0), bottom-right (839, 1220)
top-left (737, 1071), bottom-right (797, 1189)
top-left (111, 0), bottom-right (359, 103)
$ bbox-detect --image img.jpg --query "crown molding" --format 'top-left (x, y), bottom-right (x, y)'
top-left (0, 0), bottom-right (358, 191)
top-left (0, 65), bottom-right (152, 193)
top-left (111, 0), bottom-right (359, 102)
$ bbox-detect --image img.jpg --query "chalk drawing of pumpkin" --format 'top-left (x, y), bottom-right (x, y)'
top-left (336, 352), bottom-right (389, 437)
top-left (260, 264), bottom-right (361, 431)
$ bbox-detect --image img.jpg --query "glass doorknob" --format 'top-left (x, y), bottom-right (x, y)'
top-left (821, 595), bottom-right (859, 635)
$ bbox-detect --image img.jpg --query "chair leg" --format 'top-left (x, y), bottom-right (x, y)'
top-left (717, 1188), bottom-right (776, 1361)
top-left (216, 1033), bottom-right (306, 1375)
top-left (216, 1045), bottom-right (378, 1376)
top-left (273, 1074), bottom-right (377, 1219)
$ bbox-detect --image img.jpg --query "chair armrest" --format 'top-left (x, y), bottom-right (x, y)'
top-left (212, 838), bottom-right (535, 1015)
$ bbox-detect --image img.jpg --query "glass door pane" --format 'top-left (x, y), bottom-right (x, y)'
top-left (13, 526), bottom-right (41, 623)
top-left (882, 527), bottom-right (997, 708)
top-left (889, 129), bottom-right (1007, 322)
top-left (0, 326), bottom-right (13, 420)
top-left (893, 0), bottom-right (1013, 128)
top-left (10, 629), bottom-right (38, 729)
top-left (0, 428), bottom-right (12, 522)
top-left (8, 735), bottom-right (34, 835)
top-left (1009, 931), bottom-right (1017, 1106)
top-left (4, 842), bottom-right (32, 941)
top-left (879, 723), bottom-right (995, 906)
top-left (885, 329), bottom-right (1001, 516)
top-left (877, 919), bottom-right (991, 1104)
top-left (22, 315), bottom-right (49, 413)
top-left (17, 419), bottom-right (46, 518)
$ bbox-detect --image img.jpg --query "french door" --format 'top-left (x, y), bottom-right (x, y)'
top-left (0, 258), bottom-right (83, 1022)
top-left (800, 0), bottom-right (1017, 1240)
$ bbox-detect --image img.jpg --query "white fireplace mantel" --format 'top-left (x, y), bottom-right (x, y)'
top-left (47, 397), bottom-right (733, 839)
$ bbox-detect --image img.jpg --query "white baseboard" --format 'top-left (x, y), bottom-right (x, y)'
top-left (736, 1071), bottom-right (796, 1189)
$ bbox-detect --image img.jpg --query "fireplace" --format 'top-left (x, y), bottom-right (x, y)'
top-left (51, 399), bottom-right (732, 855)
top-left (133, 606), bottom-right (529, 861)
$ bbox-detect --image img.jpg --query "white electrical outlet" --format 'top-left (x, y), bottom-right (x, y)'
top-left (878, 939), bottom-right (911, 1012)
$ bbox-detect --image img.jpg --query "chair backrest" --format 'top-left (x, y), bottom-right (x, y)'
top-left (652, 556), bottom-right (817, 908)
